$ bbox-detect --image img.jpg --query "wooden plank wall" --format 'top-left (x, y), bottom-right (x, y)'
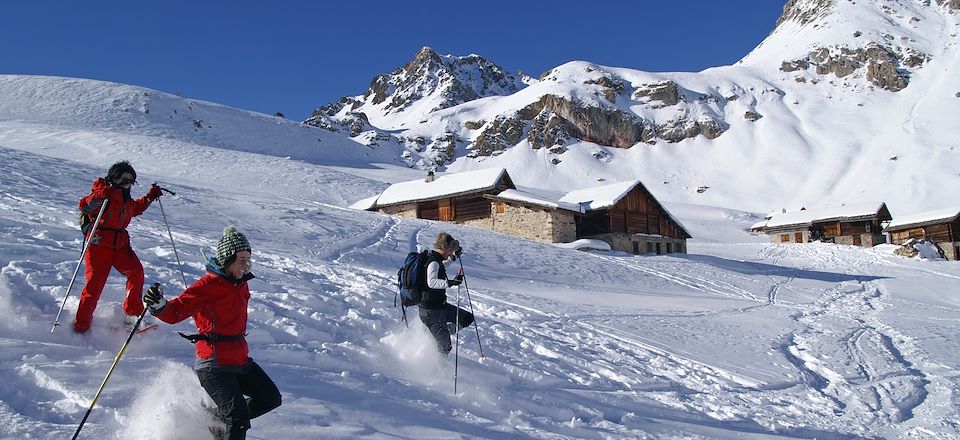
top-left (607, 187), bottom-right (682, 239)
top-left (418, 200), bottom-right (440, 220)
top-left (454, 197), bottom-right (490, 221)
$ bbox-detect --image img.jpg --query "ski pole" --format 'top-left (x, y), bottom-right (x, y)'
top-left (459, 259), bottom-right (485, 360)
top-left (153, 184), bottom-right (187, 288)
top-left (454, 282), bottom-right (462, 394)
top-left (71, 307), bottom-right (149, 439)
top-left (52, 199), bottom-right (109, 333)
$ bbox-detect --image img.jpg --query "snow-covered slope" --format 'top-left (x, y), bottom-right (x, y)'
top-left (1, 69), bottom-right (960, 439)
top-left (311, 0), bottom-right (960, 216)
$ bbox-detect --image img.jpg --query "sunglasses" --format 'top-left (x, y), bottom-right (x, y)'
top-left (115, 177), bottom-right (136, 186)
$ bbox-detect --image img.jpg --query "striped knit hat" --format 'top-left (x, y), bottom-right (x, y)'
top-left (215, 226), bottom-right (251, 267)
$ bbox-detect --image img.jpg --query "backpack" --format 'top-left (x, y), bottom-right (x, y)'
top-left (79, 211), bottom-right (93, 238)
top-left (397, 250), bottom-right (430, 308)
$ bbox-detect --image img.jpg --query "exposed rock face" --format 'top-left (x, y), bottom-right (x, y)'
top-left (303, 97), bottom-right (367, 133)
top-left (655, 118), bottom-right (727, 142)
top-left (776, 0), bottom-right (835, 27)
top-left (471, 114), bottom-right (525, 156)
top-left (781, 43), bottom-right (920, 91)
top-left (519, 95), bottom-right (654, 149)
top-left (632, 81), bottom-right (680, 106)
top-left (303, 108), bottom-right (373, 137)
top-left (527, 110), bottom-right (580, 150)
top-left (362, 47), bottom-right (527, 115)
top-left (744, 111), bottom-right (763, 122)
top-left (432, 133), bottom-right (458, 165)
top-left (584, 76), bottom-right (625, 103)
top-left (936, 0), bottom-right (960, 10)
top-left (467, 89), bottom-right (730, 156)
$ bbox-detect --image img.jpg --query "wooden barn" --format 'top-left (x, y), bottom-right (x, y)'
top-left (356, 169), bottom-right (690, 254)
top-left (753, 202), bottom-right (891, 247)
top-left (884, 207), bottom-right (960, 260)
top-left (486, 180), bottom-right (691, 254)
top-left (359, 168), bottom-right (516, 223)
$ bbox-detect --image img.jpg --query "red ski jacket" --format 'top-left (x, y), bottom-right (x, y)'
top-left (154, 271), bottom-right (253, 366)
top-left (79, 178), bottom-right (152, 249)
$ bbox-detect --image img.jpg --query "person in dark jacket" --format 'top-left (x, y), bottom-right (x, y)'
top-left (419, 232), bottom-right (474, 355)
top-left (144, 226), bottom-right (281, 440)
top-left (74, 161), bottom-right (162, 333)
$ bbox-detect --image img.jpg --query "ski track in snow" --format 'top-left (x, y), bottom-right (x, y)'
top-left (1, 145), bottom-right (960, 438)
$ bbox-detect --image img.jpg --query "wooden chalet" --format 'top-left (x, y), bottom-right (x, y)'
top-left (884, 207), bottom-right (960, 260)
top-left (356, 169), bottom-right (690, 254)
top-left (487, 180), bottom-right (691, 254)
top-left (753, 202), bottom-right (891, 247)
top-left (364, 168), bottom-right (515, 222)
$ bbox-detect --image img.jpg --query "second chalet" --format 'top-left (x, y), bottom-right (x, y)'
top-left (751, 202), bottom-right (892, 247)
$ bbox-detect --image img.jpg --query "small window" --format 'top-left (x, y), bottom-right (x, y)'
top-left (666, 243), bottom-right (673, 253)
top-left (646, 242), bottom-right (654, 253)
top-left (496, 202), bottom-right (505, 214)
top-left (865, 221), bottom-right (871, 233)
top-left (780, 234), bottom-right (790, 242)
top-left (632, 242), bottom-right (639, 254)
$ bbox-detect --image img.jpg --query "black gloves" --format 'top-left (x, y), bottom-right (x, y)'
top-left (143, 282), bottom-right (167, 314)
top-left (447, 268), bottom-right (464, 287)
top-left (450, 246), bottom-right (463, 261)
top-left (146, 185), bottom-right (163, 201)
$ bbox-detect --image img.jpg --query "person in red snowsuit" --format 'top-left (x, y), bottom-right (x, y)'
top-left (74, 161), bottom-right (162, 333)
top-left (144, 226), bottom-right (281, 440)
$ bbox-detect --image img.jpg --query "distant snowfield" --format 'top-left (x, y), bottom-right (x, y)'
top-left (1, 75), bottom-right (959, 439)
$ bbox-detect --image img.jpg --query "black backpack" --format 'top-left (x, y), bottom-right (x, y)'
top-left (79, 198), bottom-right (104, 240)
top-left (79, 211), bottom-right (93, 238)
top-left (395, 250), bottom-right (430, 324)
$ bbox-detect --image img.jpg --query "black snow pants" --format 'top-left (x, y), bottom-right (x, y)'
top-left (419, 303), bottom-right (474, 354)
top-left (197, 359), bottom-right (282, 440)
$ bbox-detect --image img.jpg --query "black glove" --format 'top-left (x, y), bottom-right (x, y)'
top-left (455, 246), bottom-right (463, 259)
top-left (447, 268), bottom-right (464, 287)
top-left (143, 283), bottom-right (167, 314)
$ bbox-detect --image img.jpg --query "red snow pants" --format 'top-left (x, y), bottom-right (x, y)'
top-left (73, 243), bottom-right (145, 332)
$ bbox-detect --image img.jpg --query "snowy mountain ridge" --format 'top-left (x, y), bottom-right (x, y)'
top-left (310, 0), bottom-right (960, 216)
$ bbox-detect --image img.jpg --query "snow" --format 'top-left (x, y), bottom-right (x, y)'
top-left (339, 1), bottom-right (960, 218)
top-left (1, 4), bottom-right (960, 436)
top-left (762, 201), bottom-right (888, 228)
top-left (491, 187), bottom-right (579, 211)
top-left (374, 168), bottom-right (509, 206)
top-left (1, 76), bottom-right (959, 440)
top-left (886, 207), bottom-right (960, 231)
top-left (558, 180), bottom-right (641, 211)
top-left (551, 239), bottom-right (611, 252)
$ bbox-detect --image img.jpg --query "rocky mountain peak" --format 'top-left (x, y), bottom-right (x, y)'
top-left (775, 0), bottom-right (835, 28)
top-left (405, 46), bottom-right (444, 74)
top-left (309, 47), bottom-right (529, 131)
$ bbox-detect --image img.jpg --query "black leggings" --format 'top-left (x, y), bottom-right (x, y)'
top-left (197, 360), bottom-right (282, 440)
top-left (419, 303), bottom-right (474, 354)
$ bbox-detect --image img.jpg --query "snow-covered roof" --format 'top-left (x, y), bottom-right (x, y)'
top-left (885, 207), bottom-right (960, 231)
top-left (375, 168), bottom-right (511, 207)
top-left (488, 186), bottom-right (580, 211)
top-left (559, 180), bottom-right (640, 211)
top-left (764, 202), bottom-right (888, 228)
top-left (561, 180), bottom-right (690, 238)
top-left (749, 219), bottom-right (770, 231)
top-left (348, 194), bottom-right (379, 211)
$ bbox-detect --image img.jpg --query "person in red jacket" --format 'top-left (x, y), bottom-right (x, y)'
top-left (144, 226), bottom-right (281, 440)
top-left (74, 161), bottom-right (162, 333)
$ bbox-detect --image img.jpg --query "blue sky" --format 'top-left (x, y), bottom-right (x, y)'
top-left (2, 1), bottom-right (786, 120)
